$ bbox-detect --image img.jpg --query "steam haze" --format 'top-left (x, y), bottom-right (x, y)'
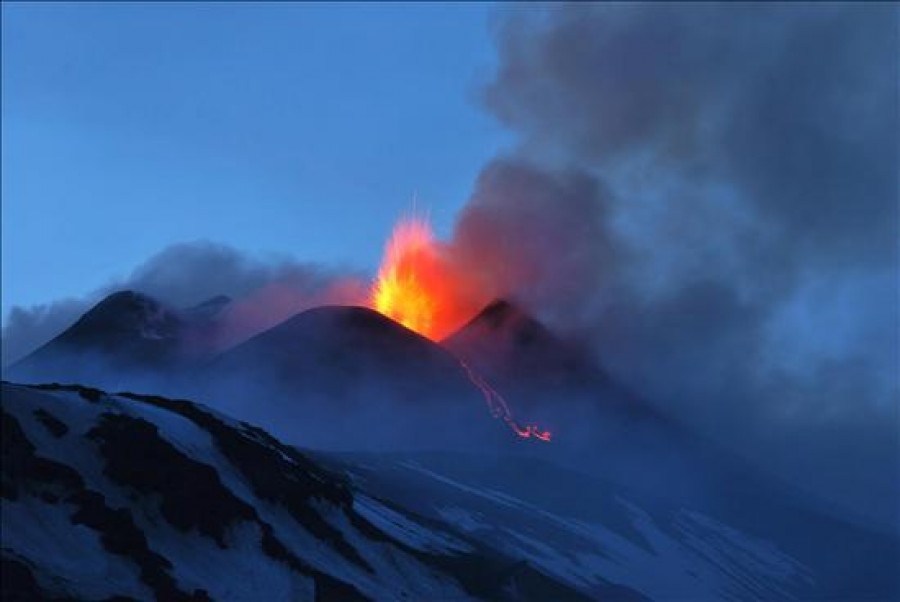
top-left (449, 3), bottom-right (899, 526)
top-left (2, 242), bottom-right (366, 364)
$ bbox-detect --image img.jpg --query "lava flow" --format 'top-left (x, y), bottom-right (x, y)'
top-left (371, 213), bottom-right (552, 443)
top-left (459, 359), bottom-right (552, 442)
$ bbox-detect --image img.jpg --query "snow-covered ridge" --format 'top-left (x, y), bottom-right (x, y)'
top-left (4, 381), bottom-right (897, 601)
top-left (1, 382), bottom-right (584, 601)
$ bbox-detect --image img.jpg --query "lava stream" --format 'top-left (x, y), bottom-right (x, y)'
top-left (459, 360), bottom-right (552, 442)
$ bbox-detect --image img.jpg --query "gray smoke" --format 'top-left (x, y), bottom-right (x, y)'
top-left (2, 241), bottom-right (366, 364)
top-left (451, 3), bottom-right (899, 526)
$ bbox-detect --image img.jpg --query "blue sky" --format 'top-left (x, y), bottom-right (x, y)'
top-left (2, 2), bottom-right (508, 317)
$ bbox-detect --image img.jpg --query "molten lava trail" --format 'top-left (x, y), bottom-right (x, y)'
top-left (458, 360), bottom-right (552, 442)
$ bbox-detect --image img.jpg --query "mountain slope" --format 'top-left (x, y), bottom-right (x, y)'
top-left (444, 299), bottom-right (600, 391)
top-left (1, 382), bottom-right (590, 601)
top-left (7, 291), bottom-right (193, 388)
top-left (443, 299), bottom-right (663, 433)
top-left (209, 305), bottom-right (473, 402)
top-left (195, 306), bottom-right (511, 450)
top-left (330, 450), bottom-right (900, 601)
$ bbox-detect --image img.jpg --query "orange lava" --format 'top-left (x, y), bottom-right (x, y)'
top-left (370, 215), bottom-right (475, 341)
top-left (371, 213), bottom-right (553, 443)
top-left (460, 359), bottom-right (552, 442)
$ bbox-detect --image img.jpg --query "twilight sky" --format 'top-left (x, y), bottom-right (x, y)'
top-left (1, 2), bottom-right (506, 317)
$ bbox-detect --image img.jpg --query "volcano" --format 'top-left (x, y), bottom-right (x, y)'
top-left (195, 305), bottom-right (520, 449)
top-left (443, 298), bottom-right (656, 425)
top-left (5, 292), bottom-right (654, 448)
top-left (206, 305), bottom-right (479, 403)
top-left (3, 294), bottom-right (898, 600)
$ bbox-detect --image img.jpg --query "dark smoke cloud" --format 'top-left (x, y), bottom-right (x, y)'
top-left (453, 4), bottom-right (899, 526)
top-left (2, 242), bottom-right (366, 365)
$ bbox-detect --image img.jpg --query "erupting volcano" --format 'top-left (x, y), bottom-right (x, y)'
top-left (370, 215), bottom-right (478, 341)
top-left (371, 214), bottom-right (552, 442)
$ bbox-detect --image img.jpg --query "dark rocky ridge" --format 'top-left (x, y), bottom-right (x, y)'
top-left (1, 381), bottom-right (593, 601)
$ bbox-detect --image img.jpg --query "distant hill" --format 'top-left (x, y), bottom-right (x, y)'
top-left (6, 291), bottom-right (191, 386)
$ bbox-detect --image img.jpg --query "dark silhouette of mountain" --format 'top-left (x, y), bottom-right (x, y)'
top-left (195, 306), bottom-right (510, 449)
top-left (5, 291), bottom-right (241, 393)
top-left (210, 305), bottom-right (474, 401)
top-left (444, 299), bottom-right (600, 389)
top-left (6, 291), bottom-right (190, 386)
top-left (443, 299), bottom-right (656, 424)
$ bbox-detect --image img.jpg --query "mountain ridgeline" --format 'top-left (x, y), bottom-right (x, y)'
top-left (3, 290), bottom-right (899, 600)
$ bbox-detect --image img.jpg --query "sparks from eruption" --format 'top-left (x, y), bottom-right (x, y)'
top-left (371, 212), bottom-right (552, 443)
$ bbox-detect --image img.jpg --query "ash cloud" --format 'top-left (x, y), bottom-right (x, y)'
top-left (452, 4), bottom-right (899, 525)
top-left (2, 242), bottom-right (367, 365)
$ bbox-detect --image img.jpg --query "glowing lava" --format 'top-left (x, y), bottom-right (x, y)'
top-left (460, 360), bottom-right (552, 442)
top-left (370, 215), bottom-right (477, 341)
top-left (371, 213), bottom-right (552, 443)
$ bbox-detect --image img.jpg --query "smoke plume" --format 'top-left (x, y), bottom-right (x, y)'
top-left (2, 242), bottom-right (366, 364)
top-left (449, 3), bottom-right (899, 526)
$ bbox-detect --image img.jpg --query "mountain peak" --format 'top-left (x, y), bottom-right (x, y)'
top-left (443, 298), bottom-right (602, 402)
top-left (65, 290), bottom-right (182, 344)
top-left (444, 298), bottom-right (555, 355)
top-left (7, 291), bottom-right (188, 385)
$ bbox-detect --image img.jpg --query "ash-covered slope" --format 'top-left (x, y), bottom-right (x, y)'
top-left (196, 306), bottom-right (506, 450)
top-left (6, 291), bottom-right (228, 389)
top-left (1, 382), bottom-right (588, 601)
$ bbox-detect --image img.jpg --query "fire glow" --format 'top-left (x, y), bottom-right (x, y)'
top-left (370, 215), bottom-right (472, 341)
top-left (371, 214), bottom-right (552, 443)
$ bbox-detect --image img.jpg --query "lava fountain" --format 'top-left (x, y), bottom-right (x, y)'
top-left (370, 215), bottom-right (475, 341)
top-left (371, 214), bottom-right (552, 442)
